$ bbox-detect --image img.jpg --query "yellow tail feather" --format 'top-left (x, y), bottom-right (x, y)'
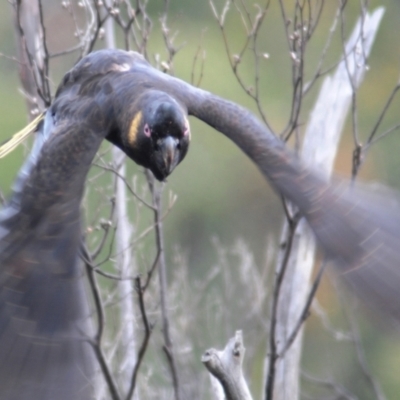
top-left (0, 113), bottom-right (45, 159)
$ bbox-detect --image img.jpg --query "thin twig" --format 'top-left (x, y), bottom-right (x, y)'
top-left (82, 245), bottom-right (122, 400)
top-left (367, 82), bottom-right (400, 145)
top-left (146, 170), bottom-right (181, 400)
top-left (125, 276), bottom-right (154, 400)
top-left (265, 205), bottom-right (299, 400)
top-left (91, 196), bottom-right (116, 259)
top-left (278, 260), bottom-right (327, 357)
top-left (93, 162), bottom-right (156, 210)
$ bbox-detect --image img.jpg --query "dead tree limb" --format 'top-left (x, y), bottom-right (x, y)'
top-left (12, 0), bottom-right (49, 116)
top-left (103, 6), bottom-right (139, 397)
top-left (266, 7), bottom-right (385, 400)
top-left (202, 331), bottom-right (253, 400)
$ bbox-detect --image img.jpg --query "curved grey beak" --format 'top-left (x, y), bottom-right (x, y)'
top-left (160, 136), bottom-right (180, 175)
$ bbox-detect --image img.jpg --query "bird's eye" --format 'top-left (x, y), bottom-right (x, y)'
top-left (144, 123), bottom-right (151, 137)
top-left (177, 141), bottom-right (181, 150)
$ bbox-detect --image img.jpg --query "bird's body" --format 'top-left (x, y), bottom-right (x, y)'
top-left (1, 49), bottom-right (400, 398)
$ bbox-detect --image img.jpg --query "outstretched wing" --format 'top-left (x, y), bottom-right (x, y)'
top-left (184, 87), bottom-right (400, 323)
top-left (0, 211), bottom-right (95, 400)
top-left (0, 108), bottom-right (102, 399)
top-left (79, 48), bottom-right (400, 323)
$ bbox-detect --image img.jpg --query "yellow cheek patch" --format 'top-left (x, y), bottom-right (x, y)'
top-left (128, 111), bottom-right (143, 145)
top-left (184, 117), bottom-right (191, 140)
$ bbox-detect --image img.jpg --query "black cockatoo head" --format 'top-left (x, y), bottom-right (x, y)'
top-left (117, 90), bottom-right (190, 181)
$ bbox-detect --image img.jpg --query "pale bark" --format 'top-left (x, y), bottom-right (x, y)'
top-left (13, 0), bottom-right (46, 116)
top-left (104, 9), bottom-right (138, 400)
top-left (202, 331), bottom-right (253, 400)
top-left (270, 8), bottom-right (385, 400)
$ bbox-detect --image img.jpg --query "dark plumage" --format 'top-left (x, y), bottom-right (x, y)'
top-left (108, 89), bottom-right (190, 180)
top-left (1, 48), bottom-right (400, 398)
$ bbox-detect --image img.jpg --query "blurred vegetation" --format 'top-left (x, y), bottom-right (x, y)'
top-left (1, 1), bottom-right (400, 399)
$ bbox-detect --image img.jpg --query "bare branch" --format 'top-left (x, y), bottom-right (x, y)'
top-left (266, 8), bottom-right (384, 400)
top-left (82, 246), bottom-right (122, 400)
top-left (202, 331), bottom-right (253, 400)
top-left (146, 170), bottom-right (181, 400)
top-left (265, 213), bottom-right (299, 400)
top-left (125, 277), bottom-right (155, 400)
top-left (366, 81), bottom-right (400, 146)
top-left (278, 260), bottom-right (327, 358)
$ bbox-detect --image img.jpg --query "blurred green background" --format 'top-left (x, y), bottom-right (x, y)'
top-left (1, 1), bottom-right (400, 398)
